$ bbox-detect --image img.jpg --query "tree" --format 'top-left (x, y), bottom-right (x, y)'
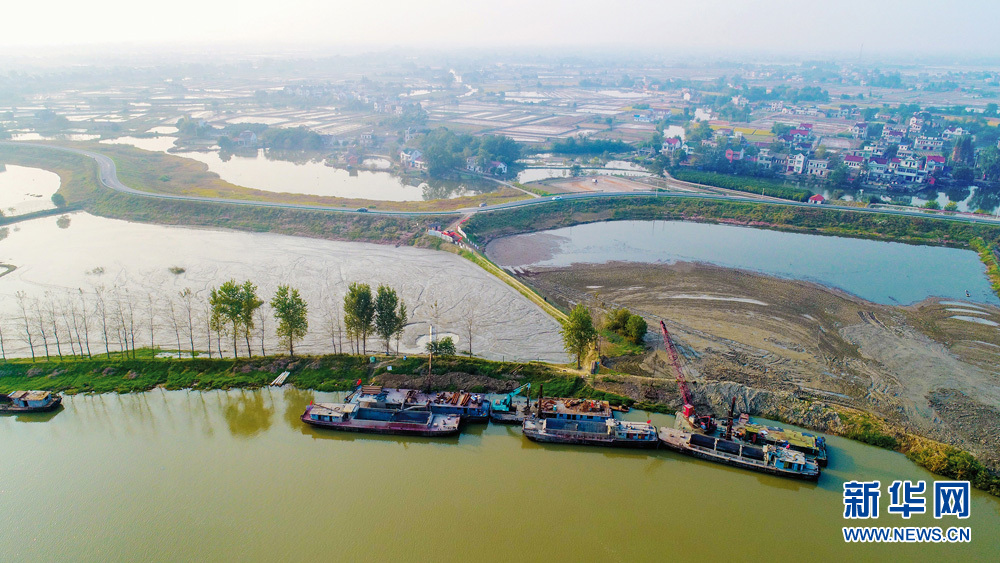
top-left (179, 288), bottom-right (196, 357)
top-left (944, 201), bottom-right (959, 211)
top-left (828, 164), bottom-right (850, 188)
top-left (210, 280), bottom-right (245, 357)
top-left (374, 285), bottom-right (400, 354)
top-left (271, 285), bottom-right (308, 356)
top-left (51, 193), bottom-right (66, 208)
top-left (625, 315), bottom-right (648, 346)
top-left (343, 282), bottom-right (375, 355)
top-left (923, 200), bottom-right (941, 210)
top-left (426, 336), bottom-right (456, 356)
top-left (561, 304), bottom-right (597, 369)
top-left (239, 281), bottom-right (263, 357)
top-left (394, 299), bottom-right (408, 355)
top-left (15, 291), bottom-right (34, 362)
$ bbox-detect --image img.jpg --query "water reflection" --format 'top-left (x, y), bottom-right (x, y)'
top-left (7, 405), bottom-right (64, 423)
top-left (222, 391), bottom-right (274, 438)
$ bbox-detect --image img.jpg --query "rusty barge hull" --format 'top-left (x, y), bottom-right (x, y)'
top-left (300, 414), bottom-right (461, 437)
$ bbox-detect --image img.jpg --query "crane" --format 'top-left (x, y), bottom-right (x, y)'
top-left (659, 321), bottom-right (716, 433)
top-left (491, 383), bottom-right (531, 414)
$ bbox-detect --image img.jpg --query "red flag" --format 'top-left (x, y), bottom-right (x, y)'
top-left (356, 379), bottom-right (362, 386)
top-left (647, 420), bottom-right (651, 424)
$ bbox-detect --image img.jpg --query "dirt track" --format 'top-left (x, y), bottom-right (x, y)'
top-left (524, 261), bottom-right (1000, 468)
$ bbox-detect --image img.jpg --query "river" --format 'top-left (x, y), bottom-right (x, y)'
top-left (485, 220), bottom-right (999, 306)
top-left (1, 390), bottom-right (997, 562)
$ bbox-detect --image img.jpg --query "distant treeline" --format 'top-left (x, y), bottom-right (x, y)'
top-left (671, 170), bottom-right (813, 202)
top-left (549, 136), bottom-right (633, 155)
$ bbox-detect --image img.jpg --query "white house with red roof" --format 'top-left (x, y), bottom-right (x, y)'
top-left (844, 154), bottom-right (865, 169)
top-left (808, 194), bottom-right (826, 204)
top-left (924, 155), bottom-right (946, 172)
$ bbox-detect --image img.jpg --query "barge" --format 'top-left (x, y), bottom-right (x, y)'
top-left (1, 391), bottom-right (62, 413)
top-left (346, 385), bottom-right (490, 423)
top-left (677, 404), bottom-right (829, 467)
top-left (658, 426), bottom-right (820, 481)
top-left (301, 403), bottom-right (461, 437)
top-left (523, 416), bottom-right (659, 448)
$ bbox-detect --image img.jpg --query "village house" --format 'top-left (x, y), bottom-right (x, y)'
top-left (941, 126), bottom-right (968, 140)
top-left (465, 157), bottom-right (483, 173)
top-left (236, 130), bottom-right (257, 147)
top-left (806, 159), bottom-right (829, 177)
top-left (787, 153), bottom-right (807, 174)
top-left (808, 194), bottom-right (826, 204)
top-left (661, 138), bottom-right (683, 154)
top-left (844, 154), bottom-right (865, 170)
top-left (867, 157), bottom-right (889, 177)
top-left (489, 161), bottom-right (508, 175)
top-left (851, 122), bottom-right (869, 139)
top-left (400, 148), bottom-right (422, 167)
top-left (913, 136), bottom-right (944, 152)
top-left (924, 155), bottom-right (946, 172)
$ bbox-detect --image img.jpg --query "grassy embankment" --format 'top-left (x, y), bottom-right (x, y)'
top-left (838, 411), bottom-right (1000, 496)
top-left (0, 143), bottom-right (457, 245)
top-left (463, 195), bottom-right (1000, 248)
top-left (670, 169), bottom-right (813, 202)
top-left (970, 236), bottom-right (1000, 297)
top-left (0, 353), bottom-right (628, 404)
top-left (97, 143), bottom-right (529, 212)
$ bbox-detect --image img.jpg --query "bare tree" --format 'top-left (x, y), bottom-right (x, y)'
top-left (256, 303), bottom-right (268, 357)
top-left (464, 301), bottom-right (477, 357)
top-left (15, 292), bottom-right (35, 362)
top-left (323, 298), bottom-right (343, 355)
top-left (168, 298), bottom-right (182, 357)
top-left (180, 288), bottom-right (196, 357)
top-left (124, 289), bottom-right (137, 358)
top-left (94, 285), bottom-right (111, 358)
top-left (32, 298), bottom-right (50, 360)
top-left (203, 300), bottom-right (214, 359)
top-left (113, 288), bottom-right (127, 358)
top-left (67, 293), bottom-right (85, 358)
top-left (77, 289), bottom-right (92, 358)
top-left (145, 293), bottom-right (157, 357)
top-left (59, 295), bottom-right (77, 357)
top-left (0, 316), bottom-right (7, 361)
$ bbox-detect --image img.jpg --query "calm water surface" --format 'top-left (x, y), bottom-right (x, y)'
top-left (487, 220), bottom-right (998, 305)
top-left (0, 164), bottom-right (60, 215)
top-left (2, 390), bottom-right (997, 562)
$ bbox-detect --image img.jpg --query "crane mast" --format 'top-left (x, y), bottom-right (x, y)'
top-left (659, 320), bottom-right (716, 432)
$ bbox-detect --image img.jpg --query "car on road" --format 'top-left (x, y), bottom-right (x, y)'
top-left (356, 208), bottom-right (368, 213)
top-left (479, 202), bottom-right (488, 207)
top-left (552, 196), bottom-right (563, 201)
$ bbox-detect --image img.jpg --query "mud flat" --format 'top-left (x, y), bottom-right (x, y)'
top-left (0, 212), bottom-right (565, 362)
top-left (523, 261), bottom-right (1000, 468)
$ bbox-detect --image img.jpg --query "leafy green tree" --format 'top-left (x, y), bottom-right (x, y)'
top-left (625, 315), bottom-right (648, 345)
top-left (271, 285), bottom-right (308, 356)
top-left (374, 285), bottom-right (400, 354)
top-left (828, 164), bottom-right (850, 188)
top-left (51, 193), bottom-right (66, 207)
top-left (343, 282), bottom-right (375, 354)
top-left (426, 336), bottom-right (456, 356)
top-left (923, 200), bottom-right (941, 210)
top-left (944, 201), bottom-right (959, 212)
top-left (239, 281), bottom-right (263, 357)
top-left (561, 304), bottom-right (598, 369)
top-left (210, 280), bottom-right (245, 357)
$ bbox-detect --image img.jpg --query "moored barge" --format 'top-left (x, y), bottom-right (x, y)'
top-left (346, 385), bottom-right (490, 422)
top-left (523, 416), bottom-right (659, 448)
top-left (302, 403), bottom-right (461, 437)
top-left (658, 426), bottom-right (820, 481)
top-left (1, 390), bottom-right (62, 413)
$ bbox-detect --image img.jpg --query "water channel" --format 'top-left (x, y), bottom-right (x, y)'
top-left (2, 390), bottom-right (997, 561)
top-left (485, 220), bottom-right (999, 306)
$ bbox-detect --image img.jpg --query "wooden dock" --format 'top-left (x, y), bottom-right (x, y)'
top-left (270, 371), bottom-right (290, 386)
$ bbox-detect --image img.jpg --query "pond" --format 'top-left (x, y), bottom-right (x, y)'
top-left (0, 164), bottom-right (60, 215)
top-left (485, 220), bottom-right (999, 305)
top-left (1, 389), bottom-right (997, 562)
top-left (0, 212), bottom-right (564, 361)
top-left (100, 135), bottom-right (179, 152)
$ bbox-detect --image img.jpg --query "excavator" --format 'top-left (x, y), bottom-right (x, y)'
top-left (489, 383), bottom-right (531, 423)
top-left (660, 321), bottom-right (717, 433)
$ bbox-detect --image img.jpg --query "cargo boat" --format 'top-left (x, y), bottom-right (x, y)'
top-left (488, 383), bottom-right (533, 424)
top-left (345, 385), bottom-right (490, 423)
top-left (1, 391), bottom-right (62, 413)
top-left (523, 416), bottom-right (659, 448)
top-left (301, 403), bottom-right (461, 437)
top-left (658, 426), bottom-right (820, 481)
top-left (676, 403), bottom-right (829, 467)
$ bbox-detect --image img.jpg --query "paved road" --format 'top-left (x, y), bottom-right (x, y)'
top-left (4, 141), bottom-right (999, 226)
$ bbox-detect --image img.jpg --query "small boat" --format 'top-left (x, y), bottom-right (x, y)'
top-left (301, 402), bottom-right (461, 437)
top-left (658, 427), bottom-right (820, 481)
top-left (0, 390), bottom-right (62, 413)
top-left (522, 416), bottom-right (659, 448)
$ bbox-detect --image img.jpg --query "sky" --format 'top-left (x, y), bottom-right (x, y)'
top-left (4, 0), bottom-right (998, 58)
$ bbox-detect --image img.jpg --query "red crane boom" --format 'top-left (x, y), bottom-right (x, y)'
top-left (660, 320), bottom-right (715, 431)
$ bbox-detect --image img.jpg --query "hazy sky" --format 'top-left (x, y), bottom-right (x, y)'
top-left (5, 0), bottom-right (998, 56)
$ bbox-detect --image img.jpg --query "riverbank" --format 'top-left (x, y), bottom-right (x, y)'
top-left (0, 143), bottom-right (458, 245)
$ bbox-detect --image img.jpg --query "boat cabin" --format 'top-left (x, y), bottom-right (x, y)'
top-left (307, 403), bottom-right (357, 423)
top-left (740, 423), bottom-right (825, 456)
top-left (5, 391), bottom-right (54, 408)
